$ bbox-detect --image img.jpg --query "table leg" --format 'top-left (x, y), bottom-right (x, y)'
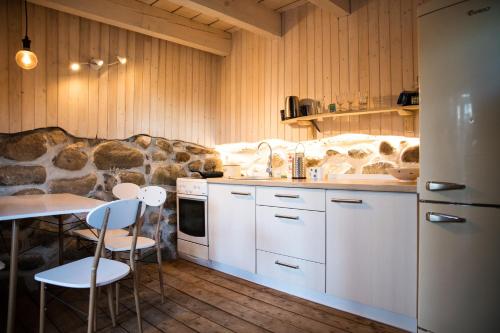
top-left (58, 216), bottom-right (63, 265)
top-left (7, 220), bottom-right (19, 333)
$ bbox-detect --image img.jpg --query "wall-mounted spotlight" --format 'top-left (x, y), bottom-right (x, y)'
top-left (70, 58), bottom-right (104, 72)
top-left (108, 56), bottom-right (127, 66)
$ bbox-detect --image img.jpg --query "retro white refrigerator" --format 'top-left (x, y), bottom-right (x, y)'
top-left (418, 1), bottom-right (500, 332)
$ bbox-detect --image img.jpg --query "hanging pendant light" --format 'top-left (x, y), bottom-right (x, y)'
top-left (15, 0), bottom-right (38, 70)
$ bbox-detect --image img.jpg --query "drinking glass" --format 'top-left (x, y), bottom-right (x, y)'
top-left (347, 92), bottom-right (356, 110)
top-left (336, 93), bottom-right (347, 111)
top-left (358, 91), bottom-right (368, 110)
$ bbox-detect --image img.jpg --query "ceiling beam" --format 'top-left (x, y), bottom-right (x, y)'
top-left (28, 0), bottom-right (232, 56)
top-left (308, 0), bottom-right (350, 16)
top-left (168, 0), bottom-right (282, 38)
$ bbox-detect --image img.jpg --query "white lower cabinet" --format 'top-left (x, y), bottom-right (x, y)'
top-left (257, 250), bottom-right (326, 293)
top-left (256, 206), bottom-right (325, 263)
top-left (208, 184), bottom-right (256, 273)
top-left (326, 190), bottom-right (417, 318)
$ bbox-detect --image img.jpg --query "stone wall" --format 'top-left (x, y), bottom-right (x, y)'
top-left (0, 128), bottom-right (221, 283)
top-left (216, 134), bottom-right (420, 177)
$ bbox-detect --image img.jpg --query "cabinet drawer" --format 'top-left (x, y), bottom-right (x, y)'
top-left (256, 206), bottom-right (325, 263)
top-left (256, 187), bottom-right (325, 211)
top-left (257, 250), bottom-right (325, 293)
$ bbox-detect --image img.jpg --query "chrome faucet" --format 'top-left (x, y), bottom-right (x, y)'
top-left (258, 141), bottom-right (273, 178)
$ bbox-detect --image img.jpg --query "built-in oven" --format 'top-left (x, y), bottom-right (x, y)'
top-left (176, 178), bottom-right (209, 261)
top-left (177, 193), bottom-right (207, 246)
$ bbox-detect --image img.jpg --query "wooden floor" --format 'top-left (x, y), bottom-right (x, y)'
top-left (8, 260), bottom-right (406, 333)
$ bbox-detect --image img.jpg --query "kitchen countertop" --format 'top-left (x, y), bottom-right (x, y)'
top-left (207, 177), bottom-right (417, 193)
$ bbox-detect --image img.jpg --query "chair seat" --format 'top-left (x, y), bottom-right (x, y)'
top-left (105, 236), bottom-right (156, 252)
top-left (35, 257), bottom-right (130, 288)
top-left (72, 228), bottom-right (129, 241)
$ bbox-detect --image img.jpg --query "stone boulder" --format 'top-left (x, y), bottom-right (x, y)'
top-left (189, 172), bottom-right (203, 179)
top-left (272, 154), bottom-right (284, 168)
top-left (53, 143), bottom-right (88, 170)
top-left (348, 148), bottom-right (371, 159)
top-left (166, 192), bottom-right (176, 209)
top-left (119, 171), bottom-right (146, 186)
top-left (0, 165), bottom-right (46, 186)
top-left (135, 135), bottom-right (151, 149)
top-left (13, 188), bottom-right (45, 195)
top-left (188, 160), bottom-right (202, 172)
top-left (103, 174), bottom-right (118, 192)
top-left (151, 165), bottom-right (187, 186)
top-left (175, 152), bottom-right (191, 163)
top-left (305, 157), bottom-right (322, 167)
top-left (185, 145), bottom-right (215, 155)
top-left (401, 145), bottom-right (419, 163)
top-left (326, 149), bottom-right (344, 157)
top-left (93, 141), bottom-right (144, 170)
top-left (49, 174), bottom-right (97, 195)
top-left (379, 141), bottom-right (396, 155)
top-left (362, 161), bottom-right (397, 174)
top-left (156, 139), bottom-right (173, 153)
top-left (152, 151), bottom-right (168, 161)
top-left (46, 129), bottom-right (68, 145)
top-left (203, 158), bottom-right (223, 172)
top-left (1, 132), bottom-right (47, 161)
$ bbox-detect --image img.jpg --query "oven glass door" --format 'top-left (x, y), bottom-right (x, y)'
top-left (177, 195), bottom-right (208, 245)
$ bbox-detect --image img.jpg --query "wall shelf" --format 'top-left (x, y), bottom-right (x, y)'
top-left (281, 106), bottom-right (419, 138)
top-left (282, 105), bottom-right (419, 127)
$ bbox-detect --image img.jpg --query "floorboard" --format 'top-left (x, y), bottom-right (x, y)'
top-left (2, 259), bottom-right (406, 333)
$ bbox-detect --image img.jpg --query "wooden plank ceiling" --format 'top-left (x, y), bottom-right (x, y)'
top-left (136, 0), bottom-right (304, 33)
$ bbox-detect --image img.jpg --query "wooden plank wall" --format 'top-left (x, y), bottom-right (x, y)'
top-left (216, 0), bottom-right (423, 144)
top-left (0, 1), bottom-right (220, 146)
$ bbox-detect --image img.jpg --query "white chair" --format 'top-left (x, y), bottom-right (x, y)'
top-left (35, 199), bottom-right (144, 333)
top-left (72, 183), bottom-right (140, 241)
top-left (106, 186), bottom-right (167, 304)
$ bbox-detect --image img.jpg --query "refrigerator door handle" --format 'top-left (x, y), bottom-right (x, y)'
top-left (426, 181), bottom-right (466, 191)
top-left (426, 212), bottom-right (466, 223)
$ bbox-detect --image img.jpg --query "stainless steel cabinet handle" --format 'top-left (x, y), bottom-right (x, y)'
top-left (275, 194), bottom-right (300, 199)
top-left (426, 181), bottom-right (466, 191)
top-left (330, 198), bottom-right (363, 204)
top-left (274, 214), bottom-right (299, 220)
top-left (426, 212), bottom-right (466, 223)
top-left (230, 191), bottom-right (251, 196)
top-left (274, 260), bottom-right (299, 269)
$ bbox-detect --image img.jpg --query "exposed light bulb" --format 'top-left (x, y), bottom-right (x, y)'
top-left (70, 62), bottom-right (81, 71)
top-left (15, 47), bottom-right (38, 70)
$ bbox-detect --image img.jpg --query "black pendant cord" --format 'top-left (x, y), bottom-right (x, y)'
top-left (24, 0), bottom-right (28, 39)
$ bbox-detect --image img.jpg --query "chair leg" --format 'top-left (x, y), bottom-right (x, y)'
top-left (132, 269), bottom-right (143, 333)
top-left (93, 299), bottom-right (97, 332)
top-left (107, 285), bottom-right (116, 327)
top-left (39, 283), bottom-right (46, 333)
top-left (115, 282), bottom-right (120, 315)
top-left (87, 286), bottom-right (96, 333)
top-left (156, 244), bottom-right (165, 304)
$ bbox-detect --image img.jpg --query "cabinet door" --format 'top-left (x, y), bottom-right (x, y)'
top-left (326, 190), bottom-right (417, 318)
top-left (208, 184), bottom-right (256, 273)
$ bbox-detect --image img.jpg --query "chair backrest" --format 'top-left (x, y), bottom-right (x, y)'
top-left (87, 199), bottom-right (142, 230)
top-left (112, 183), bottom-right (140, 200)
top-left (138, 186), bottom-right (167, 207)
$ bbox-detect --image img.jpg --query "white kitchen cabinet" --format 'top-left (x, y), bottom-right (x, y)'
top-left (257, 250), bottom-right (325, 293)
top-left (256, 186), bottom-right (325, 211)
top-left (326, 190), bottom-right (417, 318)
top-left (256, 206), bottom-right (325, 263)
top-left (208, 184), bottom-right (256, 273)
